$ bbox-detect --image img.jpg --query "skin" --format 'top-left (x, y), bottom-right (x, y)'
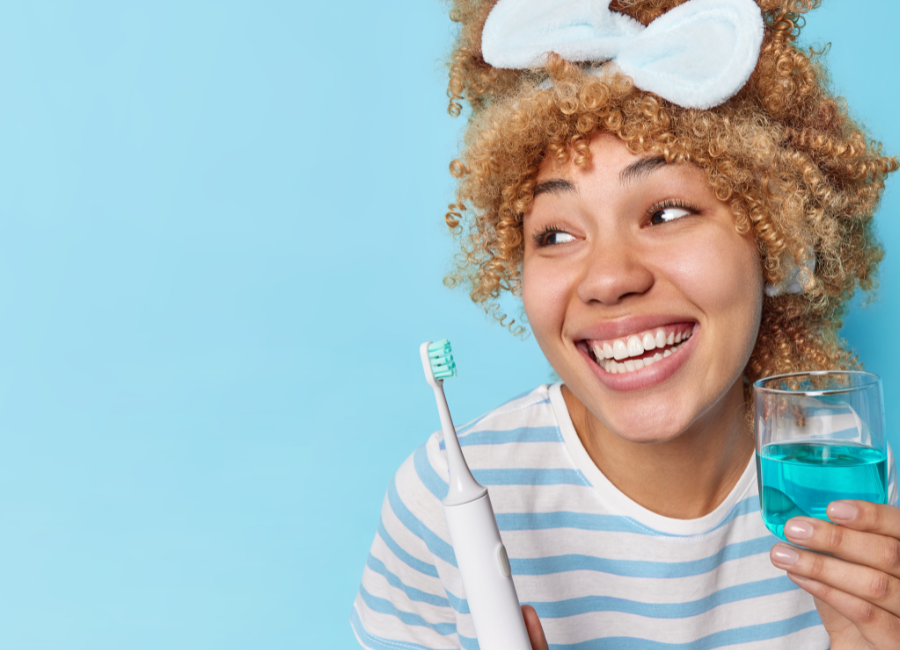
top-left (522, 133), bottom-right (760, 519)
top-left (514, 133), bottom-right (900, 650)
top-left (769, 501), bottom-right (900, 648)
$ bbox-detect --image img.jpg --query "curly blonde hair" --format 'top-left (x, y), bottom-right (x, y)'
top-left (442, 0), bottom-right (898, 386)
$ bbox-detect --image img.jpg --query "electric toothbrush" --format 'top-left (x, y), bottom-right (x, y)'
top-left (420, 339), bottom-right (532, 650)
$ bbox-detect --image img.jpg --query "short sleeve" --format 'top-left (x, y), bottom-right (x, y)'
top-left (351, 438), bottom-right (462, 650)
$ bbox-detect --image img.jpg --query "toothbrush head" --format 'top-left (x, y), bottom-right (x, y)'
top-left (420, 339), bottom-right (457, 387)
top-left (428, 339), bottom-right (457, 379)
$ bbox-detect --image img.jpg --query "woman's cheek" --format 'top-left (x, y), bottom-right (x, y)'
top-left (522, 259), bottom-right (572, 340)
top-left (712, 235), bottom-right (763, 329)
top-left (665, 233), bottom-right (762, 355)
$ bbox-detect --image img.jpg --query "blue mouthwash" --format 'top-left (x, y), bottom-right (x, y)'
top-left (757, 442), bottom-right (887, 542)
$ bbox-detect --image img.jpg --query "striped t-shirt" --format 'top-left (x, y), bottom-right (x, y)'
top-left (351, 383), bottom-right (898, 649)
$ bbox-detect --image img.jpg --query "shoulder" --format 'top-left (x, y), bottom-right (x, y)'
top-left (372, 383), bottom-right (560, 583)
top-left (395, 383), bottom-right (558, 503)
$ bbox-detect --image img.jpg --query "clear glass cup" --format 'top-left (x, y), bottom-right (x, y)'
top-left (753, 371), bottom-right (888, 542)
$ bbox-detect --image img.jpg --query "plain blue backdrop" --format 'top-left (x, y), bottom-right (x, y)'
top-left (0, 1), bottom-right (898, 648)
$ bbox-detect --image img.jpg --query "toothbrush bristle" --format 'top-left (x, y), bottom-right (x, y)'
top-left (427, 339), bottom-right (456, 380)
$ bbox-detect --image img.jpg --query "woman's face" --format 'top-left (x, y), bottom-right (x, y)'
top-left (522, 133), bottom-right (764, 443)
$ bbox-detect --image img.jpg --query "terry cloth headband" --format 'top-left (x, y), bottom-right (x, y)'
top-left (483, 0), bottom-right (808, 295)
top-left (482, 0), bottom-right (766, 110)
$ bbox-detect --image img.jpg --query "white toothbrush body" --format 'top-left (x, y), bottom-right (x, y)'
top-left (443, 493), bottom-right (531, 650)
top-left (420, 341), bottom-right (532, 650)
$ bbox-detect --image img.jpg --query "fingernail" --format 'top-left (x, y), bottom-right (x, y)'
top-left (827, 501), bottom-right (859, 522)
top-left (772, 544), bottom-right (799, 566)
top-left (785, 520), bottom-right (814, 540)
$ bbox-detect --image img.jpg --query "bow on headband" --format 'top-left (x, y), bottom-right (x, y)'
top-left (482, 0), bottom-right (765, 109)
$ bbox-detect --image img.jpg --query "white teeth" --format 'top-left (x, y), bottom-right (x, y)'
top-left (600, 341), bottom-right (690, 375)
top-left (626, 336), bottom-right (643, 357)
top-left (594, 327), bottom-right (695, 375)
top-left (655, 329), bottom-right (666, 348)
top-left (625, 336), bottom-right (644, 357)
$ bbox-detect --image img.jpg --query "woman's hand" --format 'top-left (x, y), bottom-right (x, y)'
top-left (770, 500), bottom-right (900, 649)
top-left (522, 605), bottom-right (548, 650)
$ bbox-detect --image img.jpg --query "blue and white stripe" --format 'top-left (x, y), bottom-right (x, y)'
top-left (351, 383), bottom-right (894, 649)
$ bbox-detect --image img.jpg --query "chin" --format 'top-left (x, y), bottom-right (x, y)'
top-left (586, 394), bottom-right (695, 445)
top-left (606, 416), bottom-right (688, 445)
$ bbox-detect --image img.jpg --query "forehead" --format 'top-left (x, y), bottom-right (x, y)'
top-left (532, 133), bottom-right (709, 203)
top-left (535, 133), bottom-right (647, 181)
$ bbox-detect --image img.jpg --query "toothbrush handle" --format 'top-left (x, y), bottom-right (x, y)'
top-left (443, 492), bottom-right (532, 650)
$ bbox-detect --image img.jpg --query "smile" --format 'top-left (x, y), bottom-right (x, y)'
top-left (586, 324), bottom-right (695, 375)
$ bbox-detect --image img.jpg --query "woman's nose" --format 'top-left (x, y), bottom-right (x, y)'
top-left (575, 243), bottom-right (655, 305)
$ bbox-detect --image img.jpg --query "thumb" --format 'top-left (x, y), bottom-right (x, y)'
top-left (521, 605), bottom-right (548, 650)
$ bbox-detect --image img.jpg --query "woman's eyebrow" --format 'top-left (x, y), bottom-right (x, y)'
top-left (534, 157), bottom-right (668, 197)
top-left (533, 178), bottom-right (575, 197)
top-left (619, 156), bottom-right (668, 185)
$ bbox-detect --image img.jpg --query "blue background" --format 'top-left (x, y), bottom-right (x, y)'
top-left (0, 1), bottom-right (897, 648)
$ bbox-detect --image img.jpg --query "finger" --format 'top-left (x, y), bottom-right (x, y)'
top-left (788, 574), bottom-right (900, 650)
top-left (782, 516), bottom-right (900, 578)
top-left (808, 594), bottom-right (859, 640)
top-left (828, 500), bottom-right (900, 539)
top-left (771, 542), bottom-right (900, 617)
top-left (522, 605), bottom-right (548, 650)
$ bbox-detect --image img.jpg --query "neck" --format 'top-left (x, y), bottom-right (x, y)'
top-left (562, 382), bottom-right (754, 520)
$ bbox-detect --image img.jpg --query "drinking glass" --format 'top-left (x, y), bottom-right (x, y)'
top-left (753, 371), bottom-right (888, 542)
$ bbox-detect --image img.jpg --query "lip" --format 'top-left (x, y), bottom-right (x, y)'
top-left (572, 314), bottom-right (697, 343)
top-left (576, 321), bottom-right (699, 391)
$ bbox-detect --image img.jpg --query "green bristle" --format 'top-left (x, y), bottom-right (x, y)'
top-left (427, 339), bottom-right (456, 380)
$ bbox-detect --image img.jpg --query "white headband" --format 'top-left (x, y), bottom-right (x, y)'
top-left (766, 250), bottom-right (816, 297)
top-left (482, 0), bottom-right (765, 109)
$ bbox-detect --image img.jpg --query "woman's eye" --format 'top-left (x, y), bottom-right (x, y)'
top-left (648, 207), bottom-right (692, 226)
top-left (540, 231), bottom-right (576, 246)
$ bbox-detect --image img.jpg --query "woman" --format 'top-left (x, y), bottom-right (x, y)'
top-left (353, 0), bottom-right (900, 647)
